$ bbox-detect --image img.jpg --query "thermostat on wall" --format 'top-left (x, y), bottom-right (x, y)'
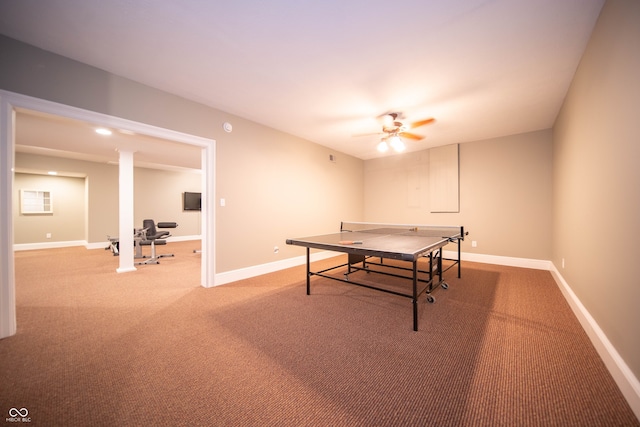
top-left (223, 122), bottom-right (233, 133)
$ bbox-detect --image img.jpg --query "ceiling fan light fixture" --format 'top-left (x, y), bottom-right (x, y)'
top-left (382, 114), bottom-right (395, 127)
top-left (389, 136), bottom-right (405, 152)
top-left (369, 111), bottom-right (434, 154)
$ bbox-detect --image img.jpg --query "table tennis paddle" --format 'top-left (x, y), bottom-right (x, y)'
top-left (339, 240), bottom-right (363, 245)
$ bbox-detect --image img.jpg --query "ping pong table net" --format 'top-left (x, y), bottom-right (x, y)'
top-left (340, 222), bottom-right (463, 239)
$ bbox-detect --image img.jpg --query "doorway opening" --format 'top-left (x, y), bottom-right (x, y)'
top-left (0, 90), bottom-right (216, 339)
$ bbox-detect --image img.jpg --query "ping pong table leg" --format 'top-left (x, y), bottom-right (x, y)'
top-left (438, 249), bottom-right (443, 284)
top-left (306, 247), bottom-right (311, 295)
top-left (412, 260), bottom-right (418, 331)
top-left (458, 238), bottom-right (462, 278)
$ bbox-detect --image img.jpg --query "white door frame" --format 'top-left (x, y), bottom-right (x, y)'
top-left (0, 90), bottom-right (217, 339)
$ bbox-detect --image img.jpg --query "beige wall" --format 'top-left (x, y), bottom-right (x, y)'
top-left (13, 172), bottom-right (86, 244)
top-left (553, 0), bottom-right (640, 379)
top-left (1, 35), bottom-right (364, 273)
top-left (134, 167), bottom-right (202, 237)
top-left (364, 130), bottom-right (553, 260)
top-left (14, 153), bottom-right (118, 243)
top-left (216, 119), bottom-right (363, 271)
top-left (14, 153), bottom-right (203, 243)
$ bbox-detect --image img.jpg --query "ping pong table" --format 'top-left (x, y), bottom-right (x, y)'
top-left (286, 222), bottom-right (467, 331)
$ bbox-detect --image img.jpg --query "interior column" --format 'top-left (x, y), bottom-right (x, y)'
top-left (116, 149), bottom-right (136, 273)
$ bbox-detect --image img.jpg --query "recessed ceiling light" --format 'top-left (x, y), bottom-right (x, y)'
top-left (95, 128), bottom-right (112, 136)
top-left (47, 171), bottom-right (58, 175)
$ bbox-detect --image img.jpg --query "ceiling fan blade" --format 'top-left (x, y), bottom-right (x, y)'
top-left (409, 118), bottom-right (435, 129)
top-left (399, 132), bottom-right (424, 141)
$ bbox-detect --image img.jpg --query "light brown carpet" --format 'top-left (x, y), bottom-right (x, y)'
top-left (1, 241), bottom-right (638, 426)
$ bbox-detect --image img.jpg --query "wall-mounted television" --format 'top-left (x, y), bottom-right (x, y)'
top-left (183, 192), bottom-right (201, 211)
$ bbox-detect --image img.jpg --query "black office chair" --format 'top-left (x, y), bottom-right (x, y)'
top-left (135, 219), bottom-right (178, 265)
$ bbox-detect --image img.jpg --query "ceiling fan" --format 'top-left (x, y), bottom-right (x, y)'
top-left (362, 112), bottom-right (435, 153)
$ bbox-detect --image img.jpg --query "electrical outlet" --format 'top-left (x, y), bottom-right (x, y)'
top-left (46, 233), bottom-right (52, 239)
top-left (471, 240), bottom-right (477, 248)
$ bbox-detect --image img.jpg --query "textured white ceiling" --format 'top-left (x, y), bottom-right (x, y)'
top-left (0, 0), bottom-right (605, 161)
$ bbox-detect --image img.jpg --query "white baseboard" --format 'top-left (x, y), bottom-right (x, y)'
top-left (549, 264), bottom-right (640, 420)
top-left (18, 235), bottom-right (203, 251)
top-left (14, 240), bottom-right (88, 251)
top-left (444, 250), bottom-right (552, 270)
top-left (214, 250), bottom-right (552, 287)
top-left (214, 251), bottom-right (337, 286)
top-left (215, 250), bottom-right (551, 287)
top-left (87, 241), bottom-right (112, 250)
top-left (167, 235), bottom-right (201, 243)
